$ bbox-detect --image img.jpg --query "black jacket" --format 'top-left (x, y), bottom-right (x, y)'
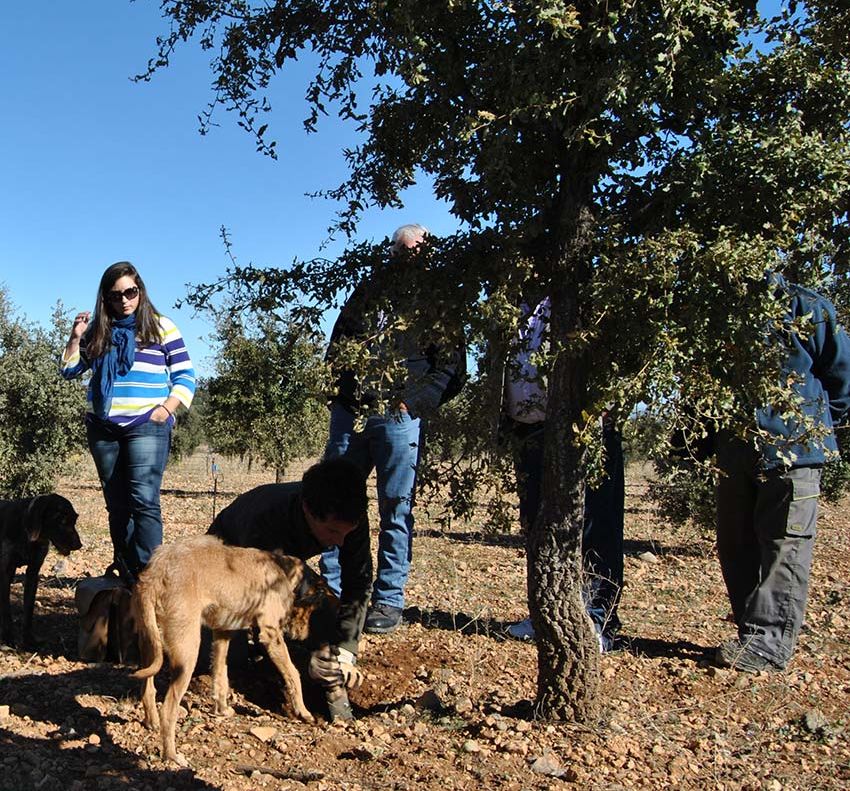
top-left (208, 482), bottom-right (371, 654)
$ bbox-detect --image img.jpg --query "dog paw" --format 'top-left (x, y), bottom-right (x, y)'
top-left (214, 703), bottom-right (235, 718)
top-left (164, 752), bottom-right (190, 768)
top-left (143, 714), bottom-right (160, 731)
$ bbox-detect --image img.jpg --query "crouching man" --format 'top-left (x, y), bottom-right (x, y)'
top-left (208, 457), bottom-right (370, 718)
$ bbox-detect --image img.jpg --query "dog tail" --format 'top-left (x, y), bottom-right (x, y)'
top-left (130, 581), bottom-right (163, 679)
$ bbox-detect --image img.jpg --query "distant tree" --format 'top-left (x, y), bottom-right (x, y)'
top-left (0, 291), bottom-right (87, 497)
top-left (169, 382), bottom-right (208, 464)
top-left (204, 309), bottom-right (328, 479)
top-left (143, 1), bottom-right (850, 720)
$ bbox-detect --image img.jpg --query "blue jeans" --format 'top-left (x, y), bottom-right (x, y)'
top-left (512, 420), bottom-right (624, 641)
top-left (320, 404), bottom-right (421, 609)
top-left (87, 418), bottom-right (172, 578)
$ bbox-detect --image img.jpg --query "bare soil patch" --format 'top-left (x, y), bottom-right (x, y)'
top-left (0, 451), bottom-right (848, 790)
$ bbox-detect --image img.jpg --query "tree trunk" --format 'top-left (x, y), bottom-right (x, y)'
top-left (527, 208), bottom-right (600, 721)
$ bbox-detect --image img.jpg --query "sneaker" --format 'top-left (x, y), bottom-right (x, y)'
top-left (506, 617), bottom-right (536, 641)
top-left (364, 604), bottom-right (403, 634)
top-left (714, 639), bottom-right (783, 673)
top-left (599, 631), bottom-right (617, 654)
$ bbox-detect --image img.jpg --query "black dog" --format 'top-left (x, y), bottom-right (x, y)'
top-left (0, 494), bottom-right (82, 646)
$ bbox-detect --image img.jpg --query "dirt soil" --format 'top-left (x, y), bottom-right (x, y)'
top-left (1, 451), bottom-right (848, 790)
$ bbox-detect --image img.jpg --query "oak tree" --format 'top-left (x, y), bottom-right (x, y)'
top-left (142, 1), bottom-right (850, 719)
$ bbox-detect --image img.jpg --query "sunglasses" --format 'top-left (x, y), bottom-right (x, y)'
top-left (106, 286), bottom-right (140, 303)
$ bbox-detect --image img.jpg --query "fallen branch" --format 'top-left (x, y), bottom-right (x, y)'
top-left (231, 765), bottom-right (324, 782)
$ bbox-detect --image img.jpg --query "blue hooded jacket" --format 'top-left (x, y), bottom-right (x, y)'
top-left (757, 274), bottom-right (850, 469)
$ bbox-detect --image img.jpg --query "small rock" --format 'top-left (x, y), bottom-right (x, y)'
top-left (433, 668), bottom-right (454, 684)
top-left (503, 740), bottom-right (528, 755)
top-left (530, 750), bottom-right (566, 778)
top-left (454, 697), bottom-right (473, 714)
top-left (88, 734), bottom-right (101, 746)
top-left (0, 705), bottom-right (9, 721)
top-left (462, 740), bottom-right (481, 754)
top-left (515, 720), bottom-right (532, 733)
top-left (638, 551), bottom-right (659, 564)
top-left (249, 726), bottom-right (278, 743)
top-left (609, 737), bottom-right (628, 756)
top-left (804, 709), bottom-right (828, 733)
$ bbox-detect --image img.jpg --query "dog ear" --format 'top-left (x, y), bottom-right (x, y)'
top-left (295, 568), bottom-right (314, 602)
top-left (24, 495), bottom-right (50, 542)
top-left (272, 552), bottom-right (307, 589)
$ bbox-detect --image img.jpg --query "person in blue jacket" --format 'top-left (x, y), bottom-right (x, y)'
top-left (714, 273), bottom-right (850, 672)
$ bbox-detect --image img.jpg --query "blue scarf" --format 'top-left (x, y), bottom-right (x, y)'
top-left (90, 314), bottom-right (137, 418)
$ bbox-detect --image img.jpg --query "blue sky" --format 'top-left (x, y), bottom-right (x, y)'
top-left (0, 1), bottom-right (458, 377)
top-left (1, 2), bottom-right (785, 378)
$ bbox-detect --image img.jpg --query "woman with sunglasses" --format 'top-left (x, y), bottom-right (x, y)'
top-left (61, 261), bottom-right (196, 583)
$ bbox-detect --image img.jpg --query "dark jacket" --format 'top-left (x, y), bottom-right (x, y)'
top-left (207, 482), bottom-right (371, 654)
top-left (756, 274), bottom-right (850, 470)
top-left (327, 280), bottom-right (463, 419)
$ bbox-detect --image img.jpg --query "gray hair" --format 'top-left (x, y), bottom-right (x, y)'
top-left (391, 223), bottom-right (430, 252)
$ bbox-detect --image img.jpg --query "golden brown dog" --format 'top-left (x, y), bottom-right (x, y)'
top-left (131, 535), bottom-right (336, 764)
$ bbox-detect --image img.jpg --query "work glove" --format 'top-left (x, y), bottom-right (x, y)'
top-left (336, 647), bottom-right (364, 689)
top-left (309, 645), bottom-right (363, 689)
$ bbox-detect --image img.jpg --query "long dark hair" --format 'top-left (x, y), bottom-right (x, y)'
top-left (85, 262), bottom-right (163, 359)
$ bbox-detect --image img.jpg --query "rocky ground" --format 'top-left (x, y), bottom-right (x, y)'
top-left (0, 451), bottom-right (848, 790)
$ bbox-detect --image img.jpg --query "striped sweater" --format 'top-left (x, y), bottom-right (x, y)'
top-left (61, 315), bottom-right (196, 428)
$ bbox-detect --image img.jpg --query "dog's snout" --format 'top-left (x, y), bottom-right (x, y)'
top-left (57, 528), bottom-right (83, 555)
